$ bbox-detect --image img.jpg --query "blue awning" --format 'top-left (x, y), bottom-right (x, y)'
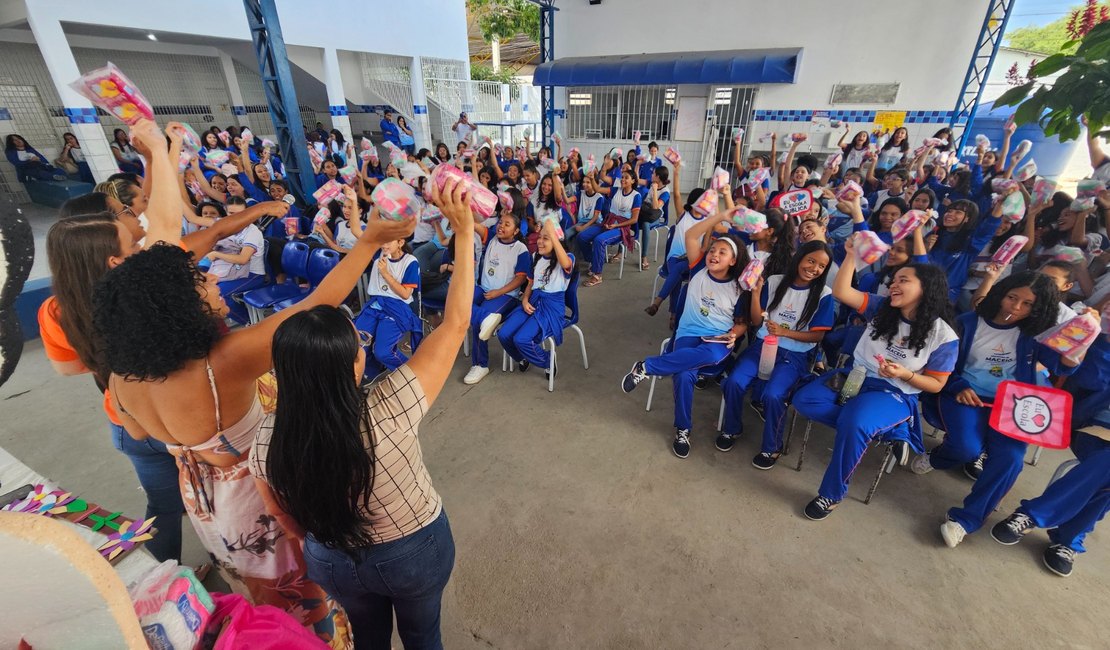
top-left (532, 49), bottom-right (801, 86)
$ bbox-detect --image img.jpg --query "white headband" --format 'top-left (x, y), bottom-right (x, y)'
top-left (718, 236), bottom-right (738, 258)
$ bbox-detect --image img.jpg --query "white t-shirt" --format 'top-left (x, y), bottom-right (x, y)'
top-left (453, 121), bottom-right (476, 145)
top-left (69, 147), bottom-right (85, 163)
top-left (843, 147), bottom-right (867, 171)
top-left (963, 317), bottom-right (1022, 398)
top-left (576, 191), bottom-right (605, 225)
top-left (481, 236), bottom-right (531, 296)
top-left (669, 212), bottom-right (704, 259)
top-left (365, 251), bottom-right (419, 304)
top-left (533, 201), bottom-right (562, 228)
top-left (16, 150), bottom-right (34, 162)
top-left (758, 274), bottom-right (835, 353)
top-left (607, 189), bottom-right (642, 219)
top-left (335, 219), bottom-right (360, 249)
top-left (531, 255), bottom-right (572, 294)
top-left (675, 268), bottom-right (743, 339)
top-left (212, 224), bottom-right (265, 277)
top-left (852, 294), bottom-right (960, 394)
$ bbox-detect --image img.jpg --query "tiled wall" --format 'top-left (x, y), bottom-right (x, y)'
top-left (752, 109), bottom-right (963, 154)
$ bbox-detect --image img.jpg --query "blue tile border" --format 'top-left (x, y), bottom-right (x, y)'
top-left (232, 105), bottom-right (246, 116)
top-left (413, 105), bottom-right (428, 114)
top-left (329, 105), bottom-right (349, 116)
top-left (753, 109), bottom-right (954, 124)
top-left (0, 107), bottom-right (11, 121)
top-left (63, 107), bottom-right (99, 124)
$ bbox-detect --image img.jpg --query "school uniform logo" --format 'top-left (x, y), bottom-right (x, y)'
top-left (487, 256), bottom-right (500, 276)
top-left (699, 295), bottom-right (716, 317)
top-left (884, 336), bottom-right (909, 360)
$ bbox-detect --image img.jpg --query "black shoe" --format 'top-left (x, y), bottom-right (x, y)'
top-left (694, 376), bottom-right (708, 390)
top-left (804, 496), bottom-right (839, 521)
top-left (1043, 544), bottom-right (1076, 577)
top-left (672, 429), bottom-right (691, 459)
top-left (964, 452), bottom-right (986, 480)
top-left (990, 511), bottom-right (1036, 545)
top-left (750, 401), bottom-right (766, 422)
top-left (621, 361), bottom-right (648, 393)
top-left (752, 452), bottom-right (780, 470)
top-left (891, 441), bottom-right (910, 466)
top-left (715, 432), bottom-right (738, 452)
top-left (518, 359), bottom-right (530, 372)
top-left (545, 358), bottom-right (558, 380)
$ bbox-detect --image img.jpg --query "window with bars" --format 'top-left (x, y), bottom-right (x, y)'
top-left (565, 85), bottom-right (676, 141)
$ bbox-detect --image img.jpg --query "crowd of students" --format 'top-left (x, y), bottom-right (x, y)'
top-left (32, 109), bottom-right (1109, 648)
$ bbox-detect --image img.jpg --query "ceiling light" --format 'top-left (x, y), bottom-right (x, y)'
top-left (146, 33), bottom-right (157, 41)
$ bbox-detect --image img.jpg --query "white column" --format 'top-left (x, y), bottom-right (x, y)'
top-left (461, 59), bottom-right (476, 118)
top-left (26, 8), bottom-right (117, 183)
top-left (322, 47), bottom-right (352, 145)
top-left (500, 83), bottom-right (511, 145)
top-left (218, 51), bottom-right (250, 130)
top-left (410, 56), bottom-right (432, 151)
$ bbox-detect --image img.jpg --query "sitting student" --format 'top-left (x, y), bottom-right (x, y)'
top-left (989, 330), bottom-right (1109, 577)
top-left (793, 235), bottom-right (958, 521)
top-left (498, 220), bottom-right (575, 380)
top-left (740, 207), bottom-right (795, 278)
top-left (54, 132), bottom-right (95, 183)
top-left (109, 128), bottom-right (145, 176)
top-left (720, 241), bottom-right (835, 468)
top-left (866, 167), bottom-right (910, 209)
top-left (635, 166), bottom-right (671, 271)
top-left (203, 196), bottom-right (268, 325)
top-left (581, 170), bottom-right (642, 287)
top-left (527, 172), bottom-right (564, 251)
top-left (315, 186), bottom-right (365, 255)
top-left (314, 158), bottom-right (344, 187)
top-left (353, 219), bottom-right (422, 379)
top-left (464, 212), bottom-right (531, 385)
top-left (912, 272), bottom-right (1082, 548)
top-left (646, 160), bottom-right (703, 316)
top-left (621, 211), bottom-right (751, 459)
top-left (929, 198), bottom-right (1003, 303)
top-left (565, 173), bottom-right (606, 244)
top-left (5, 134), bottom-right (66, 182)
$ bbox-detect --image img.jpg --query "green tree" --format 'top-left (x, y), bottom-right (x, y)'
top-left (467, 0), bottom-right (539, 73)
top-left (1006, 15), bottom-right (1072, 54)
top-left (469, 63), bottom-right (520, 85)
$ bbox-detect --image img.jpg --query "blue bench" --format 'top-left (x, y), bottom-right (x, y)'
top-left (24, 180), bottom-right (95, 208)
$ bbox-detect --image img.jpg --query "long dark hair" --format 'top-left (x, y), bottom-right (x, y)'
top-left (4, 133), bottom-right (29, 151)
top-left (762, 208), bottom-right (795, 278)
top-left (975, 271), bottom-right (1060, 338)
top-left (940, 199), bottom-right (980, 253)
top-left (766, 240), bottom-right (832, 330)
top-left (267, 306), bottom-right (376, 548)
top-left (537, 173), bottom-right (560, 211)
top-left (881, 127), bottom-right (909, 153)
top-left (868, 263), bottom-right (953, 356)
top-left (869, 196), bottom-right (909, 232)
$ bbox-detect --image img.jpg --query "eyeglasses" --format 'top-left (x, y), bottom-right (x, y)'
top-left (112, 205), bottom-right (135, 219)
top-left (357, 330), bottom-right (373, 347)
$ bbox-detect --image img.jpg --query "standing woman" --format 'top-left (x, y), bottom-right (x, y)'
top-left (397, 116), bottom-right (416, 155)
top-left (792, 233), bottom-right (958, 521)
top-left (110, 128), bottom-right (145, 175)
top-left (251, 181), bottom-right (475, 649)
top-left (5, 134), bottom-right (66, 182)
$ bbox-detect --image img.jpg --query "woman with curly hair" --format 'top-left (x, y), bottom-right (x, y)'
top-left (911, 271), bottom-right (1083, 548)
top-left (792, 234), bottom-right (959, 521)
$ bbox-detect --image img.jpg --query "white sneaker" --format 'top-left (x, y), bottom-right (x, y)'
top-left (463, 365), bottom-right (490, 385)
top-left (911, 453), bottom-right (934, 475)
top-left (478, 313), bottom-right (502, 341)
top-left (940, 520), bottom-right (967, 548)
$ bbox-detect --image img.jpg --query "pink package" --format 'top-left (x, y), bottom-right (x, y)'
top-left (610, 147), bottom-right (623, 160)
top-left (825, 152), bottom-right (842, 169)
top-left (1015, 160), bottom-right (1037, 182)
top-left (421, 204), bottom-right (444, 223)
top-left (69, 62), bottom-right (154, 125)
top-left (218, 131), bottom-right (230, 146)
top-left (261, 138), bottom-right (275, 150)
top-left (569, 146), bottom-right (580, 156)
top-left (890, 209), bottom-right (927, 243)
top-left (308, 146), bottom-right (323, 166)
top-left (240, 128), bottom-right (254, 144)
top-left (854, 230), bottom-right (890, 264)
top-left (283, 216), bottom-right (299, 237)
top-left (219, 163), bottom-right (238, 177)
top-left (1077, 178), bottom-right (1104, 200)
top-left (924, 137), bottom-right (945, 147)
top-left (975, 134), bottom-right (991, 149)
top-left (371, 178), bottom-right (419, 221)
top-left (312, 208), bottom-right (330, 228)
top-left (338, 164), bottom-right (357, 185)
top-left (991, 178), bottom-right (1019, 194)
top-left (585, 154), bottom-right (596, 173)
top-left (990, 235), bottom-right (1028, 266)
top-left (1032, 178), bottom-right (1057, 205)
top-left (1000, 191), bottom-right (1025, 223)
top-left (429, 163), bottom-right (498, 217)
top-left (173, 123), bottom-right (202, 154)
top-left (693, 190), bottom-right (719, 216)
top-left (664, 147), bottom-right (681, 164)
top-left (498, 190), bottom-right (514, 211)
top-left (361, 138), bottom-right (372, 151)
top-left (177, 149), bottom-right (192, 172)
top-left (738, 258), bottom-right (764, 291)
top-left (632, 130), bottom-right (641, 143)
top-left (1013, 139), bottom-right (1032, 160)
top-left (790, 132), bottom-right (807, 142)
top-left (1036, 312), bottom-right (1100, 359)
top-left (730, 207), bottom-right (767, 234)
top-left (710, 166), bottom-right (730, 191)
top-left (746, 167), bottom-right (770, 188)
top-left (1053, 246), bottom-right (1086, 264)
top-left (835, 180), bottom-right (863, 200)
top-left (758, 132), bottom-right (775, 143)
top-left (731, 127), bottom-right (744, 142)
top-left (313, 179), bottom-right (344, 206)
top-left (553, 130), bottom-right (563, 142)
top-left (204, 149), bottom-right (229, 166)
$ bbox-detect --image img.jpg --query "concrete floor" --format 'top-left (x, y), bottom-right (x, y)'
top-left (2, 253), bottom-right (1107, 649)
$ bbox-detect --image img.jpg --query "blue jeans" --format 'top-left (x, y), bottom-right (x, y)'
top-left (109, 423), bottom-right (184, 563)
top-left (304, 510), bottom-right (455, 650)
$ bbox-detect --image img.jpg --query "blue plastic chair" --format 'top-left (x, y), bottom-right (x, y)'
top-left (272, 248), bottom-right (342, 311)
top-left (501, 266), bottom-right (589, 392)
top-left (242, 241), bottom-right (311, 323)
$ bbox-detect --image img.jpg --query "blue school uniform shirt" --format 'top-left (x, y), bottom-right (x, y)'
top-left (380, 118), bottom-right (401, 147)
top-left (675, 267), bottom-right (744, 340)
top-left (928, 213), bottom-right (1002, 303)
top-left (480, 235), bottom-right (531, 296)
top-left (757, 275), bottom-right (835, 353)
top-left (365, 250), bottom-right (420, 305)
top-left (852, 293), bottom-right (960, 394)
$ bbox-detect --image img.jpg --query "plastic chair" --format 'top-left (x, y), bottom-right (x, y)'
top-left (644, 337), bottom-right (727, 431)
top-left (418, 291), bottom-right (469, 357)
top-left (501, 267), bottom-right (588, 392)
top-left (242, 241), bottom-right (311, 323)
top-left (649, 221), bottom-right (670, 261)
top-left (272, 248), bottom-right (341, 311)
top-left (1048, 458), bottom-right (1080, 487)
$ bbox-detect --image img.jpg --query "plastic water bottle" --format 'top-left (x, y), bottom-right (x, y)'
top-left (758, 335), bottom-right (779, 380)
top-left (837, 365), bottom-right (867, 405)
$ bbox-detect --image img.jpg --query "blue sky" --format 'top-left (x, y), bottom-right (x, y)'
top-left (1007, 0), bottom-right (1077, 30)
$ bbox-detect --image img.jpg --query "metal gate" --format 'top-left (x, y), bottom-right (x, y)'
top-left (0, 84), bottom-right (59, 203)
top-left (707, 86), bottom-right (758, 175)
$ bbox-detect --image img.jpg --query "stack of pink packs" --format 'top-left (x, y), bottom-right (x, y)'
top-left (313, 179), bottom-right (344, 206)
top-left (307, 145), bottom-right (323, 167)
top-left (1032, 177), bottom-right (1057, 205)
top-left (664, 147), bottom-right (681, 164)
top-left (205, 149), bottom-right (230, 167)
top-left (429, 162), bottom-right (498, 217)
top-left (738, 258), bottom-right (764, 291)
top-left (825, 152), bottom-right (842, 169)
top-left (1000, 191), bottom-right (1026, 223)
top-left (1071, 178), bottom-right (1105, 211)
top-left (693, 190), bottom-right (719, 216)
top-left (219, 163), bottom-right (238, 177)
top-left (177, 149), bottom-right (192, 172)
top-left (790, 132), bottom-right (808, 142)
top-left (552, 130), bottom-right (563, 143)
top-left (569, 146), bottom-right (580, 156)
top-left (731, 127), bottom-right (744, 143)
top-left (890, 209), bottom-right (928, 242)
top-left (339, 164), bottom-right (358, 185)
top-left (69, 62), bottom-right (154, 125)
top-left (421, 203), bottom-right (444, 223)
top-left (991, 178), bottom-right (1020, 193)
top-left (1053, 246), bottom-right (1086, 264)
top-left (990, 235), bottom-right (1028, 266)
top-left (924, 137), bottom-right (946, 147)
top-left (261, 138), bottom-right (275, 151)
top-left (710, 167), bottom-right (730, 191)
top-left (730, 206), bottom-right (767, 234)
top-left (746, 167), bottom-right (770, 189)
top-left (1015, 160), bottom-right (1038, 182)
top-left (1013, 139), bottom-right (1032, 160)
top-left (610, 147), bottom-right (623, 160)
top-left (585, 154), bottom-right (596, 173)
top-left (312, 208), bottom-right (330, 228)
top-left (835, 180), bottom-right (863, 200)
top-left (283, 216), bottom-right (299, 237)
top-left (240, 128), bottom-right (254, 144)
top-left (218, 131), bottom-right (231, 147)
top-left (173, 123), bottom-right (202, 154)
top-left (854, 230), bottom-right (890, 264)
top-left (632, 130), bottom-right (641, 144)
top-left (371, 178), bottom-right (420, 220)
top-left (498, 190), bottom-right (514, 211)
top-left (1037, 312), bottom-right (1101, 361)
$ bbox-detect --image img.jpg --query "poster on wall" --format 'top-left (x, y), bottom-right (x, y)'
top-left (675, 96), bottom-right (706, 141)
top-left (811, 110), bottom-right (832, 136)
top-left (873, 110), bottom-right (906, 135)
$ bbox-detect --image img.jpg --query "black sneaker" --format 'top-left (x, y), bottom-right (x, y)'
top-left (804, 496), bottom-right (839, 521)
top-left (518, 359), bottom-right (530, 372)
top-left (1043, 544), bottom-right (1076, 577)
top-left (694, 376), bottom-right (708, 390)
top-left (715, 432), bottom-right (738, 452)
top-left (990, 511), bottom-right (1036, 545)
top-left (621, 361), bottom-right (648, 393)
top-left (891, 440), bottom-right (910, 466)
top-left (672, 429), bottom-right (691, 459)
top-left (964, 452), bottom-right (986, 480)
top-left (750, 401), bottom-right (766, 422)
top-left (752, 452), bottom-right (780, 470)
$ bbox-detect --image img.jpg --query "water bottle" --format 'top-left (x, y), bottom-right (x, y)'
top-left (837, 365), bottom-right (867, 405)
top-left (757, 335), bottom-right (779, 380)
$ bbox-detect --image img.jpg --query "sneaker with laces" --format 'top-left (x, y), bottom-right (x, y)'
top-left (694, 376), bottom-right (708, 390)
top-left (752, 452), bottom-right (780, 470)
top-left (891, 440), bottom-right (910, 466)
top-left (478, 313), bottom-right (502, 341)
top-left (990, 511), bottom-right (1036, 545)
top-left (672, 429), bottom-right (691, 459)
top-left (940, 520), bottom-right (967, 548)
top-left (715, 432), bottom-right (738, 452)
top-left (804, 496), bottom-right (839, 521)
top-left (1043, 544), bottom-right (1076, 577)
top-left (910, 453), bottom-right (934, 475)
top-left (964, 452), bottom-right (986, 480)
top-left (621, 361), bottom-right (648, 393)
top-left (463, 365), bottom-right (490, 385)
top-left (518, 359), bottom-right (530, 372)
top-left (750, 401), bottom-right (766, 422)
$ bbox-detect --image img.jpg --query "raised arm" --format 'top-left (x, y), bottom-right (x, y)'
top-left (833, 234), bottom-right (866, 311)
top-left (189, 157), bottom-right (226, 202)
top-left (996, 121), bottom-right (1014, 175)
top-left (182, 201), bottom-right (290, 258)
top-left (130, 120), bottom-right (183, 247)
top-left (670, 160), bottom-right (684, 215)
top-left (836, 124), bottom-right (851, 149)
top-left (685, 211), bottom-right (728, 263)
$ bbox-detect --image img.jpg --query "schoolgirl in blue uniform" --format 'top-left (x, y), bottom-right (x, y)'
top-left (564, 174), bottom-right (606, 244)
top-left (463, 212), bottom-right (532, 385)
top-left (314, 158), bottom-right (344, 188)
top-left (793, 237), bottom-right (959, 521)
top-left (581, 170), bottom-right (642, 287)
top-left (929, 198), bottom-right (1003, 303)
top-left (989, 333), bottom-right (1109, 577)
top-left (498, 219), bottom-right (575, 378)
top-left (720, 240), bottom-right (835, 468)
top-left (645, 160), bottom-right (704, 316)
top-left (353, 224), bottom-right (422, 378)
top-left (621, 211), bottom-right (751, 459)
top-left (912, 272), bottom-right (1081, 547)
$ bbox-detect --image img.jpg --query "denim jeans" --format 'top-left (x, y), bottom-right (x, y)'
top-left (304, 510), bottom-right (455, 650)
top-left (109, 423), bottom-right (185, 562)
